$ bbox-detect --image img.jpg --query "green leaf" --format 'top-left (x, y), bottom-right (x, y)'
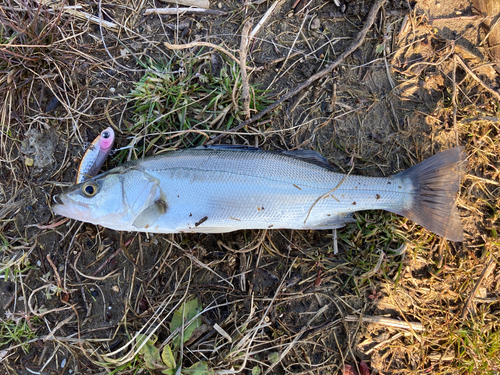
top-left (181, 361), bottom-right (212, 375)
top-left (252, 366), bottom-right (261, 375)
top-left (375, 44), bottom-right (384, 54)
top-left (136, 334), bottom-right (162, 370)
top-left (170, 298), bottom-right (202, 350)
top-left (268, 352), bottom-right (280, 363)
top-left (162, 344), bottom-right (176, 369)
top-left (162, 368), bottom-right (177, 375)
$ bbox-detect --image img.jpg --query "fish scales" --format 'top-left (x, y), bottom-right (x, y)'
top-left (116, 149), bottom-right (409, 231)
top-left (52, 146), bottom-right (466, 241)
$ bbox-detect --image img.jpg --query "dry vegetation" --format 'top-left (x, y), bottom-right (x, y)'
top-left (0, 0), bottom-right (499, 374)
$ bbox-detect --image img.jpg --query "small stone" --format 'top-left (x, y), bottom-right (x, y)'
top-left (217, 2), bottom-right (222, 8)
top-left (112, 285), bottom-right (119, 292)
top-left (110, 87), bottom-right (116, 93)
top-left (25, 157), bottom-right (34, 167)
top-left (311, 18), bottom-right (321, 30)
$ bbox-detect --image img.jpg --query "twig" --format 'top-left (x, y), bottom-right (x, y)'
top-left (158, 0), bottom-right (210, 8)
top-left (365, 332), bottom-right (404, 355)
top-left (36, 0), bottom-right (118, 30)
top-left (91, 246), bottom-right (123, 276)
top-left (303, 163), bottom-right (354, 224)
top-left (164, 41), bottom-right (242, 68)
top-left (217, 229), bottom-right (267, 253)
top-left (73, 251), bottom-right (120, 281)
top-left (250, 0), bottom-right (285, 39)
top-left (184, 252), bottom-right (235, 288)
top-left (208, 0), bottom-right (387, 144)
top-left (264, 304), bottom-right (330, 374)
top-left (69, 263), bottom-right (92, 325)
top-left (36, 217), bottom-right (69, 229)
top-left (240, 20), bottom-right (253, 119)
top-left (62, 7), bottom-right (118, 30)
top-left (43, 313), bottom-right (75, 342)
top-left (454, 54), bottom-right (500, 102)
top-left (344, 314), bottom-right (425, 331)
top-left (145, 7), bottom-right (224, 16)
top-left (267, 8), bottom-right (309, 90)
top-left (452, 54), bottom-right (459, 146)
top-left (461, 259), bottom-right (496, 319)
top-left (46, 254), bottom-right (63, 291)
top-left (3, 269), bottom-right (34, 310)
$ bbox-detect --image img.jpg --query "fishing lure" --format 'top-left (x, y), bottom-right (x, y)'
top-left (76, 127), bottom-right (115, 183)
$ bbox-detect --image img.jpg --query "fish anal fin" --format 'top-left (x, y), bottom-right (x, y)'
top-left (133, 199), bottom-right (168, 229)
top-left (306, 213), bottom-right (355, 230)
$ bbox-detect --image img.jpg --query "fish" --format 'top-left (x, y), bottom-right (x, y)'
top-left (52, 145), bottom-right (466, 241)
top-left (76, 127), bottom-right (115, 183)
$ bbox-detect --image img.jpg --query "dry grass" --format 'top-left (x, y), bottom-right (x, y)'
top-left (0, 0), bottom-right (499, 374)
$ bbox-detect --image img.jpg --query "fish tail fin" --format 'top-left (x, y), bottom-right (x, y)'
top-left (392, 147), bottom-right (466, 242)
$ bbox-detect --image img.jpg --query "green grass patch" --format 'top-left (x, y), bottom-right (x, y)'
top-left (0, 318), bottom-right (38, 353)
top-left (120, 51), bottom-right (271, 162)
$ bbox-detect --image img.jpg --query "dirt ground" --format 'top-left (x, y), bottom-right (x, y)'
top-left (0, 0), bottom-right (499, 374)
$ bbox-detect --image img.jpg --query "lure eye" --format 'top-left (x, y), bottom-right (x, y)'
top-left (102, 131), bottom-right (110, 139)
top-left (82, 181), bottom-right (99, 197)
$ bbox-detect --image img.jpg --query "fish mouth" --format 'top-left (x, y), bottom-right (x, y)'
top-left (52, 193), bottom-right (90, 220)
top-left (52, 195), bottom-right (70, 217)
top-left (53, 194), bottom-right (63, 205)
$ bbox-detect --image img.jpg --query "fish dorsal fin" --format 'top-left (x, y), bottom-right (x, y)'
top-left (132, 199), bottom-right (168, 229)
top-left (195, 144), bottom-right (261, 151)
top-left (281, 150), bottom-right (333, 170)
top-left (197, 145), bottom-right (332, 169)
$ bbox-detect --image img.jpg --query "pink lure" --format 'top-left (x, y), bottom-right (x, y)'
top-left (76, 127), bottom-right (115, 183)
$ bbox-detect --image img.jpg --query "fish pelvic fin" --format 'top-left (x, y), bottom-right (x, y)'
top-left (393, 147), bottom-right (466, 242)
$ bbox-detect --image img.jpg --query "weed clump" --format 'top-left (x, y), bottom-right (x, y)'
top-left (125, 52), bottom-right (271, 156)
top-left (0, 318), bottom-right (38, 354)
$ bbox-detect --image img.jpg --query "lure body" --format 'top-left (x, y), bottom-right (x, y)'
top-left (76, 127), bottom-right (115, 183)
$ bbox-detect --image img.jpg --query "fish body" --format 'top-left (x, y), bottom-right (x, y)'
top-left (53, 146), bottom-right (466, 241)
top-left (76, 127), bottom-right (115, 183)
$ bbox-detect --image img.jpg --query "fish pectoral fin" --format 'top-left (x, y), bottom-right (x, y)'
top-left (306, 213), bottom-right (356, 230)
top-left (132, 199), bottom-right (168, 229)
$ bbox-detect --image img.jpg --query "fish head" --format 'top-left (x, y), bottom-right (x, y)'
top-left (53, 167), bottom-right (165, 229)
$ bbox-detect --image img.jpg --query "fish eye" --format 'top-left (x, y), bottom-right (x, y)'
top-left (82, 181), bottom-right (99, 197)
top-left (102, 131), bottom-right (110, 139)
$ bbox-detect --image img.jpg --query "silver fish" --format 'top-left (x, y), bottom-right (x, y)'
top-left (52, 146), bottom-right (466, 241)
